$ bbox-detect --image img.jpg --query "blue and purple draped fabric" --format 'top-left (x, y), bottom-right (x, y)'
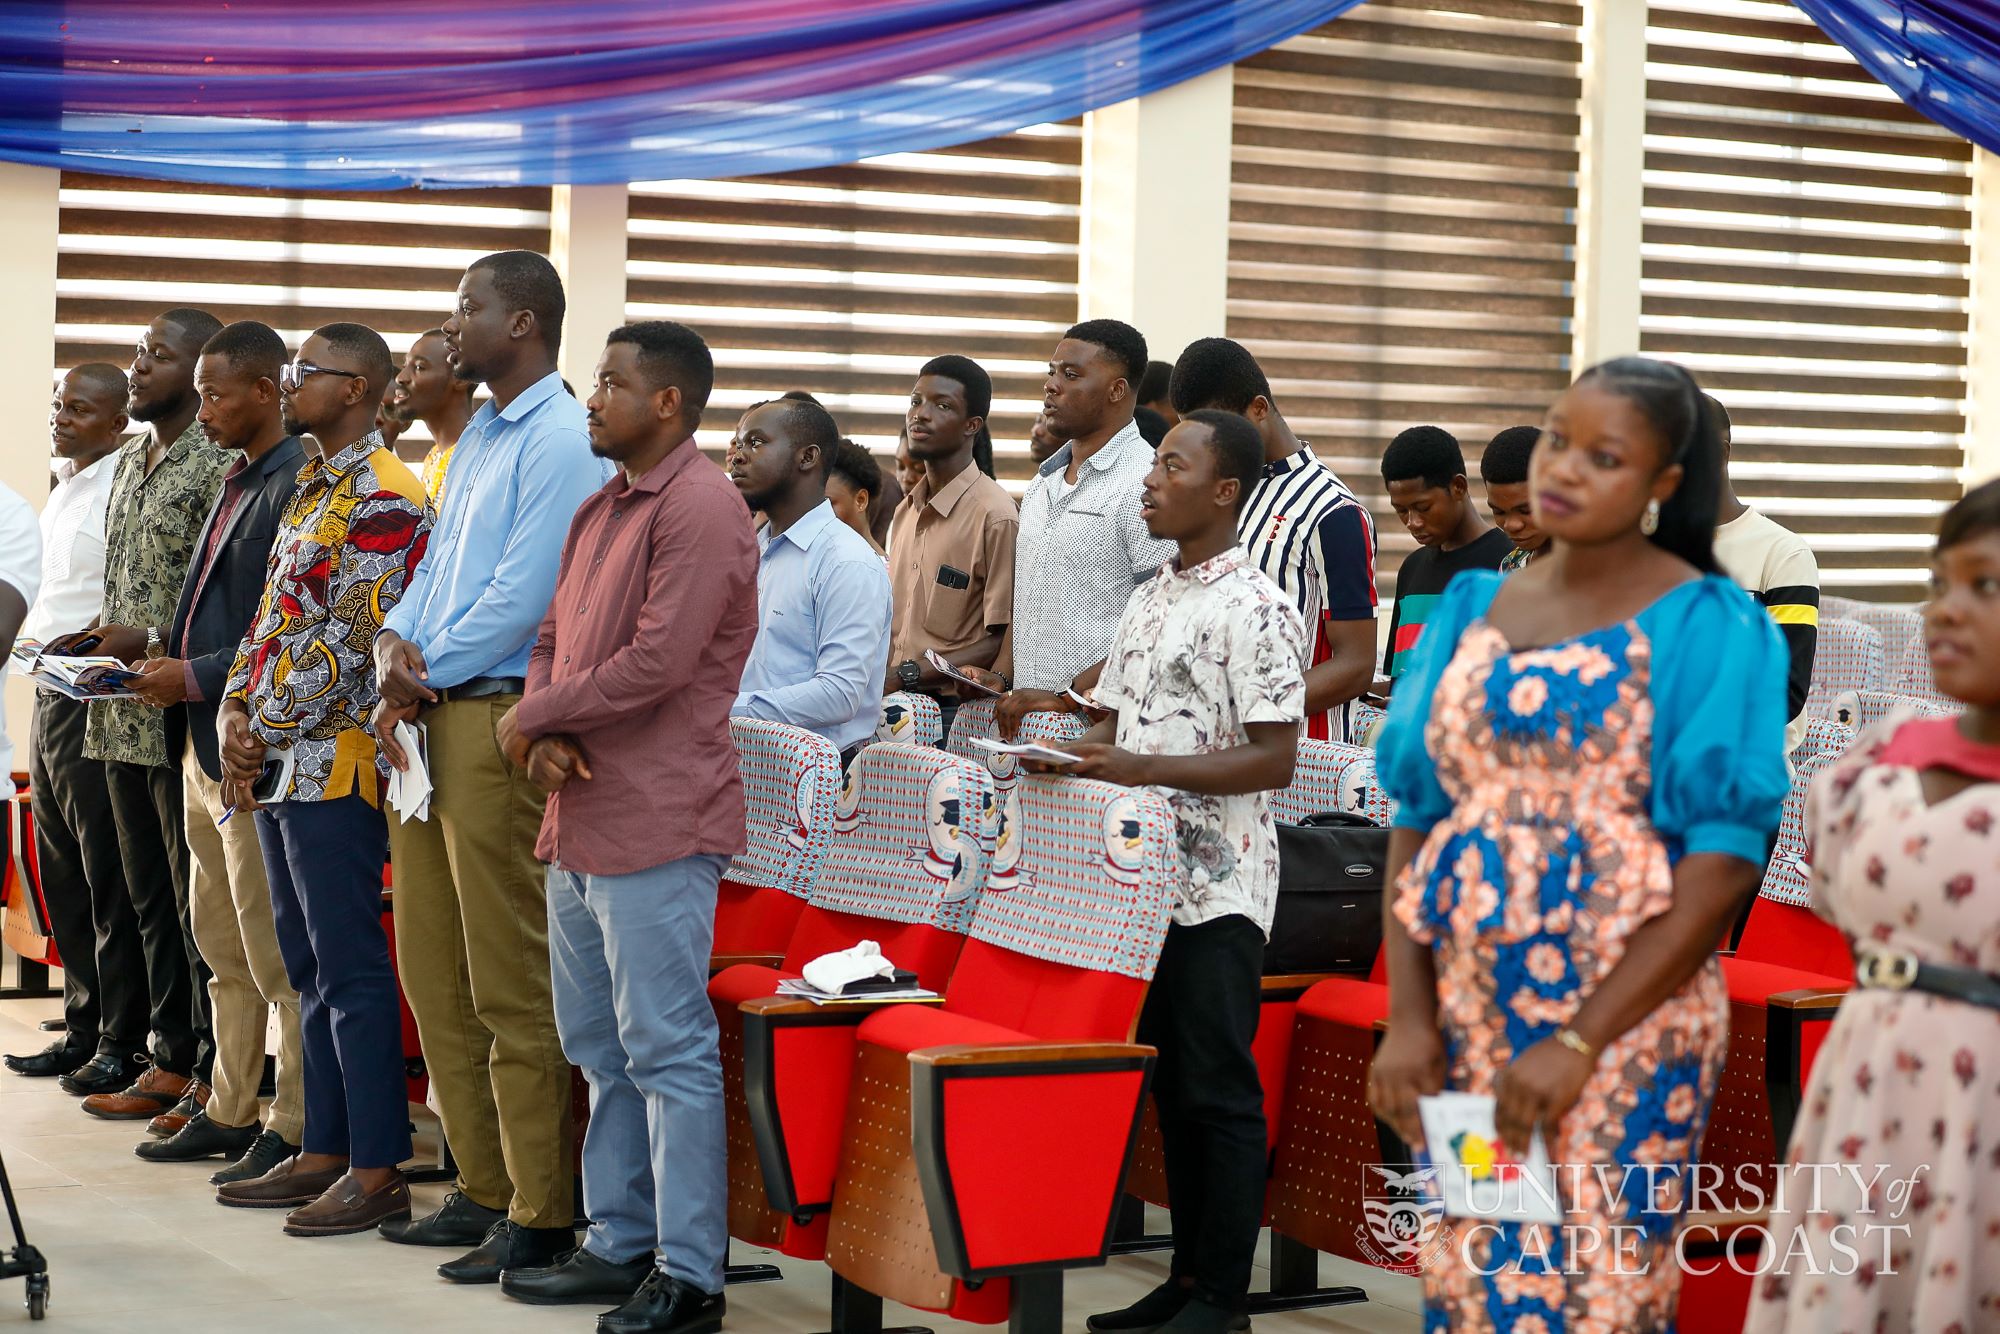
top-left (0, 0), bottom-right (1362, 189)
top-left (1794, 1), bottom-right (2000, 154)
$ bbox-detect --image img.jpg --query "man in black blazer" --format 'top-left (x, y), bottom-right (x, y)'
top-left (126, 321), bottom-right (310, 1181)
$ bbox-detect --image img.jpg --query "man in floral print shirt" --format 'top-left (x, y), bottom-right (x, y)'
top-left (1048, 410), bottom-right (1305, 1334)
top-left (213, 323), bottom-right (431, 1239)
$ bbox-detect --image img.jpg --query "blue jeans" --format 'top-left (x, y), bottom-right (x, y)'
top-left (548, 854), bottom-right (729, 1292)
top-left (257, 795), bottom-right (411, 1169)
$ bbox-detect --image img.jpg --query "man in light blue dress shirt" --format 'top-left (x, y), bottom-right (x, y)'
top-left (726, 397), bottom-right (891, 760)
top-left (367, 251), bottom-right (609, 1281)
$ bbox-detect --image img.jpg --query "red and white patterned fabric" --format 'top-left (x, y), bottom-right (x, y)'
top-left (813, 742), bottom-right (994, 933)
top-left (876, 691), bottom-right (942, 747)
top-left (1822, 594), bottom-right (1921, 673)
top-left (944, 699), bottom-right (1090, 895)
top-left (726, 717), bottom-right (842, 900)
top-left (1269, 738), bottom-right (1361, 825)
top-left (962, 774), bottom-right (1177, 980)
top-left (1757, 717), bottom-right (1854, 907)
top-left (1804, 616), bottom-right (1885, 720)
top-left (1890, 629), bottom-right (1957, 710)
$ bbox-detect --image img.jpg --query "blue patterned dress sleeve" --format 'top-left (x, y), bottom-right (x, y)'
top-left (1641, 574), bottom-right (1790, 866)
top-left (1376, 570), bottom-right (1504, 832)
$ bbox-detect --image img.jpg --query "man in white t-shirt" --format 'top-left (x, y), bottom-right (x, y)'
top-left (1706, 394), bottom-right (1819, 755)
top-left (5, 365), bottom-right (131, 1086)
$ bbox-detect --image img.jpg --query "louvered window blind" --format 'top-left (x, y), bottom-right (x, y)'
top-left (625, 127), bottom-right (1083, 487)
top-left (56, 175), bottom-right (553, 454)
top-left (1644, 0), bottom-right (1972, 603)
top-left (1226, 0), bottom-right (1584, 592)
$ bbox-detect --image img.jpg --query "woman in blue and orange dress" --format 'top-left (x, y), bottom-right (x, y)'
top-left (1368, 357), bottom-right (1791, 1332)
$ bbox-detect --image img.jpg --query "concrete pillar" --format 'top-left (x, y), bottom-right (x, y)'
top-left (1571, 0), bottom-right (1647, 370)
top-left (549, 184), bottom-right (631, 394)
top-left (1080, 67), bottom-right (1235, 362)
top-left (0, 165), bottom-right (60, 755)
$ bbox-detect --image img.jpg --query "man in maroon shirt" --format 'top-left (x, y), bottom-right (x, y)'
top-left (493, 321), bottom-right (756, 1334)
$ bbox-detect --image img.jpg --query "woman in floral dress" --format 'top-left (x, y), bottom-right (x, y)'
top-left (1745, 482), bottom-right (2000, 1333)
top-left (1370, 357), bottom-right (1790, 1332)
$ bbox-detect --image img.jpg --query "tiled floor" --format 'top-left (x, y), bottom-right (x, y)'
top-left (0, 995), bottom-right (1421, 1332)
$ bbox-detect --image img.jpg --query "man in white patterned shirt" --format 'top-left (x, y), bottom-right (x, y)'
top-left (986, 320), bottom-right (1174, 732)
top-left (1171, 338), bottom-right (1376, 743)
top-left (1043, 410), bottom-right (1305, 1334)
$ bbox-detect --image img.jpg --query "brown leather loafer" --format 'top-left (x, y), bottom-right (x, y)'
top-left (284, 1172), bottom-right (411, 1237)
top-left (216, 1156), bottom-right (347, 1210)
top-left (82, 1066), bottom-right (191, 1121)
top-left (146, 1079), bottom-right (211, 1138)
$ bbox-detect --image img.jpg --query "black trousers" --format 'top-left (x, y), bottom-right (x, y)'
top-left (1139, 913), bottom-right (1268, 1309)
top-left (102, 756), bottom-right (210, 1077)
top-left (28, 694), bottom-right (146, 1059)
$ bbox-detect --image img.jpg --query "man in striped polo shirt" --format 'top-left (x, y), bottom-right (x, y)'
top-left (1169, 338), bottom-right (1378, 743)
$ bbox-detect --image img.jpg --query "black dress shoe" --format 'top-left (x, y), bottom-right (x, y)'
top-left (597, 1270), bottom-right (724, 1334)
top-left (500, 1247), bottom-right (654, 1306)
top-left (1087, 1280), bottom-right (1193, 1332)
top-left (57, 1053), bottom-right (137, 1097)
top-left (211, 1129), bottom-right (298, 1186)
top-left (377, 1188), bottom-right (506, 1247)
top-left (4, 1040), bottom-right (89, 1079)
top-left (438, 1219), bottom-right (577, 1284)
top-left (134, 1110), bottom-right (259, 1162)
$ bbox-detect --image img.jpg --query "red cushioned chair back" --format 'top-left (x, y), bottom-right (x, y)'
top-left (1368, 945), bottom-right (1388, 985)
top-left (810, 743), bottom-right (995, 934)
top-left (725, 717), bottom-right (841, 901)
top-left (781, 905), bottom-right (965, 992)
top-left (1737, 898), bottom-right (1852, 983)
top-left (5, 790), bottom-right (59, 967)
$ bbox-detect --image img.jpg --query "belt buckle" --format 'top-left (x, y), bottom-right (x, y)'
top-left (1857, 946), bottom-right (1919, 991)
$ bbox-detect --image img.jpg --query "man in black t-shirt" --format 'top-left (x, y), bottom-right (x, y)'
top-left (1380, 425), bottom-right (1514, 681)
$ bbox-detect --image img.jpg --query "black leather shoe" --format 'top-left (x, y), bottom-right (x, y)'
top-left (596, 1270), bottom-right (724, 1334)
top-left (439, 1219), bottom-right (577, 1284)
top-left (1087, 1280), bottom-right (1193, 1332)
top-left (135, 1110), bottom-right (259, 1162)
top-left (377, 1189), bottom-right (506, 1247)
top-left (4, 1040), bottom-right (89, 1079)
top-left (501, 1247), bottom-right (654, 1306)
top-left (57, 1053), bottom-right (138, 1097)
top-left (210, 1129), bottom-right (298, 1187)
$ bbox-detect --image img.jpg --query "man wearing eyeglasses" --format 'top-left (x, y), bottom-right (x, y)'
top-left (46, 308), bottom-right (229, 1127)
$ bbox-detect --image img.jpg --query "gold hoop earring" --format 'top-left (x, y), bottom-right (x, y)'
top-left (1641, 498), bottom-right (1661, 536)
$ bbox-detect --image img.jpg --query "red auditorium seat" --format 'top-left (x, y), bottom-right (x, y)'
top-left (800, 772), bottom-right (1181, 1331)
top-left (712, 718), bottom-right (843, 963)
top-left (714, 742), bottom-right (997, 1263)
top-left (4, 786), bottom-right (61, 972)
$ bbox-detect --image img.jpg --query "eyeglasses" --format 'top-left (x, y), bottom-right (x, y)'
top-left (279, 360), bottom-right (362, 393)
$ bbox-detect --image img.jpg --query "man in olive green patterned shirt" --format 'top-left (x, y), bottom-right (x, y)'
top-left (49, 309), bottom-right (229, 1116)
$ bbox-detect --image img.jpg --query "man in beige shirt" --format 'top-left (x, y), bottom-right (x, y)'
top-left (886, 354), bottom-right (1017, 738)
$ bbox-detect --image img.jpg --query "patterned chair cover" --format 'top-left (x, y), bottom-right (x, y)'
top-left (877, 691), bottom-right (943, 747)
top-left (1348, 699), bottom-right (1388, 747)
top-left (942, 697), bottom-right (1089, 764)
top-left (1889, 630), bottom-right (1957, 710)
top-left (1831, 688), bottom-right (1957, 731)
top-left (1270, 739), bottom-right (1396, 827)
top-left (1823, 595), bottom-right (1921, 676)
top-left (962, 773), bottom-right (1178, 981)
top-left (725, 718), bottom-right (842, 900)
top-left (1803, 617), bottom-right (1884, 718)
top-left (811, 742), bottom-right (996, 936)
top-left (1759, 717), bottom-right (1853, 907)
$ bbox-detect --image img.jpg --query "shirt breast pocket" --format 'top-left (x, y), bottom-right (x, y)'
top-left (922, 581), bottom-right (976, 643)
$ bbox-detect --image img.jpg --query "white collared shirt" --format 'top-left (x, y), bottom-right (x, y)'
top-left (1094, 545), bottom-right (1307, 936)
top-left (21, 454), bottom-right (112, 644)
top-left (1011, 419), bottom-right (1175, 691)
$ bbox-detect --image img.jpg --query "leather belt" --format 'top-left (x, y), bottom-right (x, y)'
top-left (1854, 945), bottom-right (2000, 1012)
top-left (433, 675), bottom-right (526, 705)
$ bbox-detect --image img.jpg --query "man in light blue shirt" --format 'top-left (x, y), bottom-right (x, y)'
top-left (726, 397), bottom-right (891, 758)
top-left (367, 251), bottom-right (605, 1280)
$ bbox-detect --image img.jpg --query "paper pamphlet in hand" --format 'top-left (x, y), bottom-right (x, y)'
top-left (968, 736), bottom-right (1085, 766)
top-left (923, 649), bottom-right (1003, 697)
top-left (9, 640), bottom-right (144, 700)
top-left (386, 721), bottom-right (432, 823)
top-left (1417, 1092), bottom-right (1562, 1224)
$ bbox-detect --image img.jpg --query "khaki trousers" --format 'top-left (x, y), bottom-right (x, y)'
top-left (182, 740), bottom-right (304, 1141)
top-left (387, 696), bottom-right (572, 1226)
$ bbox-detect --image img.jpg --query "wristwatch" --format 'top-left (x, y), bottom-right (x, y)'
top-left (896, 659), bottom-right (922, 691)
top-left (145, 626), bottom-right (163, 659)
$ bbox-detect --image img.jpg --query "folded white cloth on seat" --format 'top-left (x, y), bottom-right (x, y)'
top-left (801, 940), bottom-right (897, 995)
